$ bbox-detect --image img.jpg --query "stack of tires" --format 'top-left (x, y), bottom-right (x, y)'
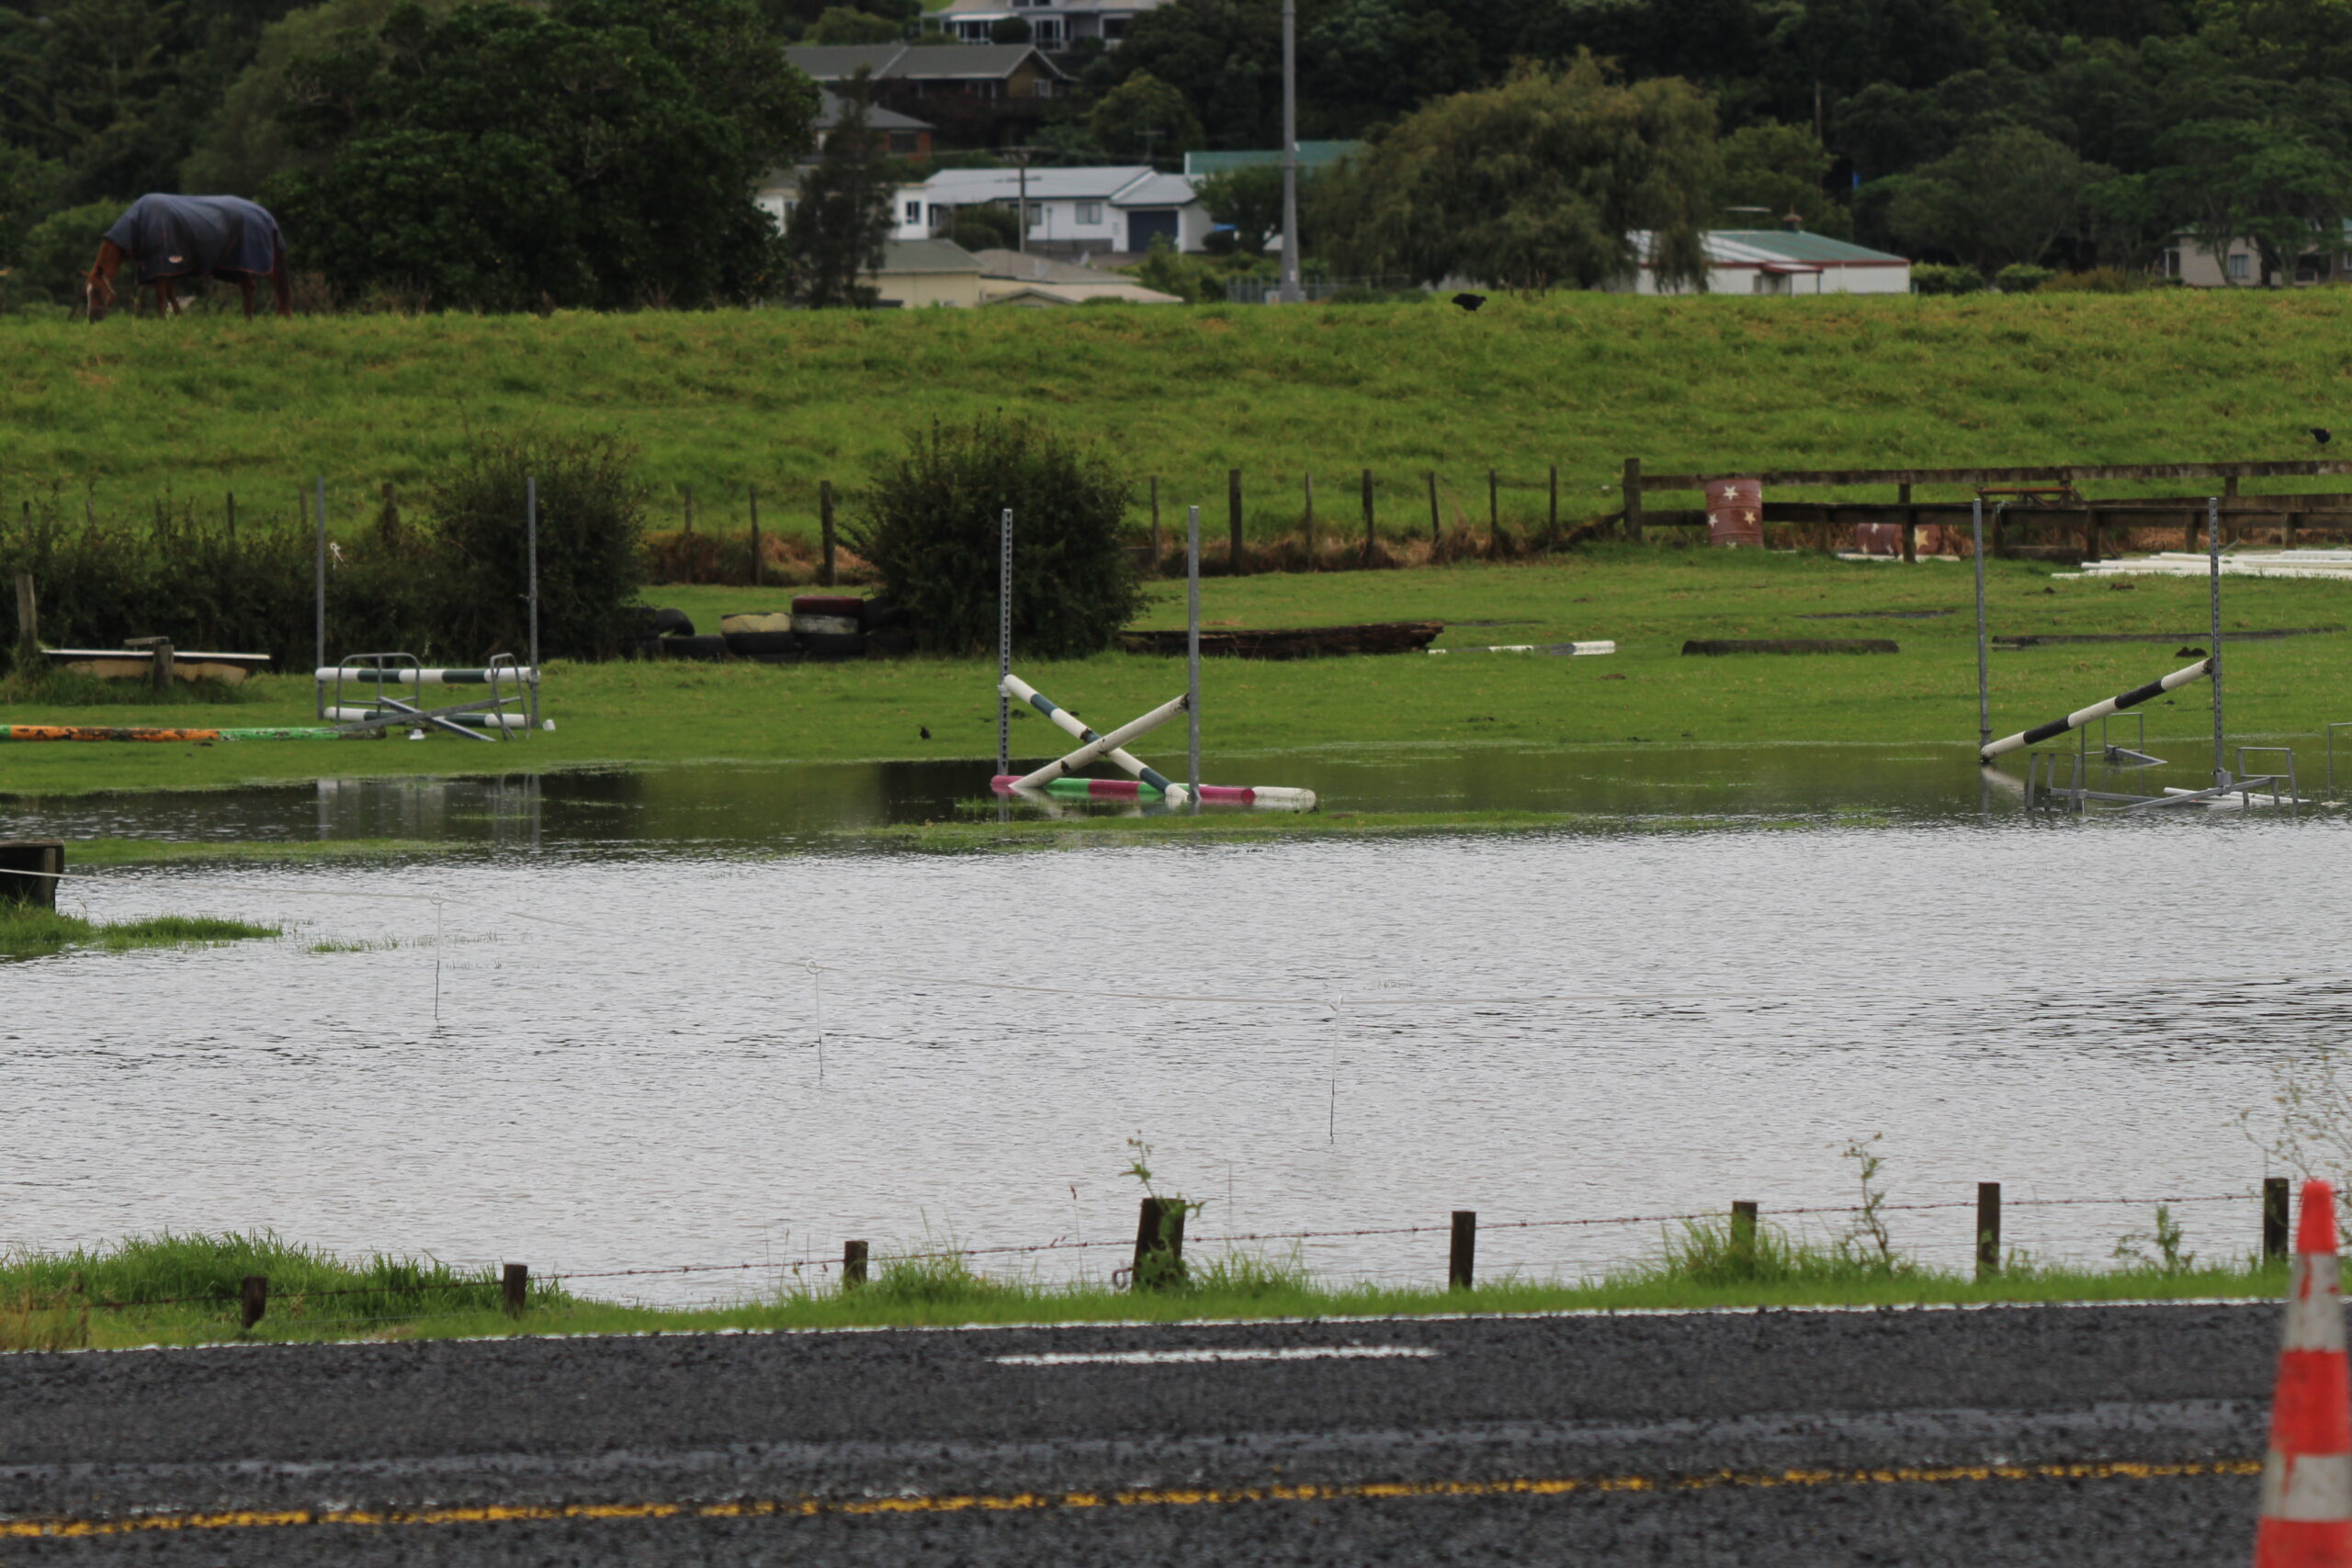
top-left (633, 596), bottom-right (919, 661)
top-left (718, 611), bottom-right (797, 661)
top-left (635, 606), bottom-right (728, 660)
top-left (790, 594), bottom-right (866, 660)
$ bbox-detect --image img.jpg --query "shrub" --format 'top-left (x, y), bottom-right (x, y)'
top-left (425, 431), bottom-right (650, 661)
top-left (846, 414), bottom-right (1142, 658)
top-left (2040, 265), bottom-right (2160, 293)
top-left (1910, 263), bottom-right (1983, 296)
top-left (1994, 263), bottom-right (2055, 294)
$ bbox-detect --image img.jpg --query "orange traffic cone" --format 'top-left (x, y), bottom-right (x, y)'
top-left (2256, 1179), bottom-right (2352, 1568)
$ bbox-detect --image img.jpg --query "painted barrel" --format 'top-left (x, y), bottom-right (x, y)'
top-left (1706, 478), bottom-right (1763, 547)
top-left (792, 595), bottom-right (865, 618)
top-left (1852, 523), bottom-right (1904, 556)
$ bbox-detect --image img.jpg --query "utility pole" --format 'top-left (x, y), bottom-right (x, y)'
top-left (1277, 0), bottom-right (1302, 303)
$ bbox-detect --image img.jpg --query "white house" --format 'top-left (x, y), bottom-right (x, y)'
top-left (934, 0), bottom-right (1165, 48)
top-left (1617, 229), bottom-right (1912, 295)
top-left (899, 165), bottom-right (1211, 255)
top-left (2161, 230), bottom-right (2352, 288)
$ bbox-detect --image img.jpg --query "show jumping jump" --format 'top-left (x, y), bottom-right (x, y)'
top-left (85, 195), bottom-right (291, 321)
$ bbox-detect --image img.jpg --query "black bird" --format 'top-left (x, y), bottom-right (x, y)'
top-left (1452, 292), bottom-right (1487, 312)
top-left (919, 726), bottom-right (931, 740)
top-left (2315, 427), bottom-right (2333, 446)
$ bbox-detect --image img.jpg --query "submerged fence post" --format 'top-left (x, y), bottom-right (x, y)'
top-left (2266, 1178), bottom-right (2291, 1263)
top-left (1975, 1182), bottom-right (2001, 1279)
top-left (1729, 1201), bottom-right (1758, 1271)
top-left (843, 1239), bottom-right (869, 1288)
top-left (1228, 468), bottom-right (1245, 575)
top-left (1449, 1210), bottom-right (1476, 1291)
top-left (240, 1274), bottom-right (268, 1330)
top-left (503, 1262), bottom-right (529, 1317)
top-left (820, 480), bottom-right (837, 588)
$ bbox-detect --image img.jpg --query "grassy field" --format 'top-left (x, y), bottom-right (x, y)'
top-left (0, 1226), bottom-right (2281, 1352)
top-left (2, 548), bottom-right (2346, 799)
top-left (9, 289), bottom-right (2352, 540)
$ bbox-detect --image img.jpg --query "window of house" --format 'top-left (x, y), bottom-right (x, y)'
top-left (1102, 16), bottom-right (1125, 36)
top-left (888, 131), bottom-right (918, 154)
top-left (1033, 15), bottom-right (1062, 41)
top-left (1076, 201), bottom-right (1103, 225)
top-left (904, 200), bottom-right (922, 223)
top-left (2228, 252), bottom-right (2252, 280)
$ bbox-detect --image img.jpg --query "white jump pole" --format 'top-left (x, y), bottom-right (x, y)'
top-left (1972, 495), bottom-right (1989, 750)
top-left (313, 667), bottom-right (541, 685)
top-left (1013, 693), bottom-right (1189, 789)
top-left (2209, 494), bottom-right (2225, 786)
top-left (526, 474), bottom-right (540, 679)
top-left (1979, 657), bottom-right (2212, 763)
top-left (998, 507), bottom-right (1012, 778)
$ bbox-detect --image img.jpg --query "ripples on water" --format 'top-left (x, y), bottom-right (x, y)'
top-left (2, 751), bottom-right (2343, 1303)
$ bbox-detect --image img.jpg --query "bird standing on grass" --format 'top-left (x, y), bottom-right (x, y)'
top-left (2313, 427), bottom-right (2333, 446)
top-left (919, 726), bottom-right (931, 740)
top-left (1452, 292), bottom-right (1486, 312)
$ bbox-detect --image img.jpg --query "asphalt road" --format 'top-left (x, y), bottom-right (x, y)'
top-left (0, 1302), bottom-right (2286, 1565)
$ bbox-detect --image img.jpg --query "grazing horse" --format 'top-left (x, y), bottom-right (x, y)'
top-left (85, 195), bottom-right (291, 321)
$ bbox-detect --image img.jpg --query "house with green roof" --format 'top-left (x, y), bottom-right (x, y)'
top-left (1621, 227), bottom-right (1912, 295)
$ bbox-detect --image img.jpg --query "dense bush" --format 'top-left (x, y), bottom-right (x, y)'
top-left (1909, 263), bottom-right (1983, 296)
top-left (845, 415), bottom-right (1142, 659)
top-left (2039, 266), bottom-right (2165, 293)
top-left (1994, 263), bottom-right (2055, 294)
top-left (0, 432), bottom-right (647, 673)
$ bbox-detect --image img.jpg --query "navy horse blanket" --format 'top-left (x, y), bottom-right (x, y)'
top-left (102, 196), bottom-right (281, 286)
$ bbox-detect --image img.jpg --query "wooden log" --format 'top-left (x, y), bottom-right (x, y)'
top-left (1449, 1211), bottom-right (1476, 1291)
top-left (843, 1239), bottom-right (868, 1288)
top-left (503, 1262), bottom-right (528, 1316)
top-left (1682, 638), bottom-right (1899, 656)
top-left (1975, 1182), bottom-right (2001, 1280)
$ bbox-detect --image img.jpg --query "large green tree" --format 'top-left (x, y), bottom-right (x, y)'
top-left (268, 0), bottom-right (816, 310)
top-left (1316, 56), bottom-right (1717, 290)
top-left (1884, 125), bottom-right (2099, 272)
top-left (782, 77), bottom-right (895, 306)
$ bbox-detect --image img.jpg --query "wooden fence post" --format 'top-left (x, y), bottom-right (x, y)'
top-left (1623, 457), bottom-right (1645, 542)
top-left (1303, 471), bottom-right (1316, 567)
top-left (502, 1262), bottom-right (529, 1316)
top-left (240, 1274), bottom-right (268, 1330)
top-left (1228, 468), bottom-right (1245, 575)
top-left (843, 1239), bottom-right (869, 1288)
top-left (1427, 472), bottom-right (1440, 544)
top-left (1975, 1182), bottom-right (2001, 1279)
top-left (749, 484), bottom-right (763, 587)
top-left (1729, 1201), bottom-right (1758, 1271)
top-left (2266, 1177), bottom-right (2291, 1263)
top-left (1361, 468), bottom-right (1374, 566)
top-left (820, 480), bottom-right (837, 588)
top-left (1899, 481), bottom-right (1916, 563)
top-left (1133, 1197), bottom-right (1186, 1291)
top-left (13, 572), bottom-right (36, 667)
top-left (1449, 1210), bottom-right (1476, 1291)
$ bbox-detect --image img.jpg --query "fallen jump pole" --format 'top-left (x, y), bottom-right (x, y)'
top-left (1012, 693), bottom-right (1189, 788)
top-left (1978, 657), bottom-right (2213, 764)
top-left (998, 674), bottom-right (1183, 798)
top-left (0, 724), bottom-right (351, 743)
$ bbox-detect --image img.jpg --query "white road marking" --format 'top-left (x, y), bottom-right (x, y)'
top-left (990, 1346), bottom-right (1440, 1367)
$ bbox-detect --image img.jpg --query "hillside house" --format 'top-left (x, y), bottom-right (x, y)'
top-left (1616, 229), bottom-right (1911, 295)
top-left (785, 44), bottom-right (1065, 147)
top-left (900, 165), bottom-right (1209, 255)
top-left (935, 0), bottom-right (1165, 48)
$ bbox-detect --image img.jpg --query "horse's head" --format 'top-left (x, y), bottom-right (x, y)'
top-left (85, 237), bottom-right (125, 322)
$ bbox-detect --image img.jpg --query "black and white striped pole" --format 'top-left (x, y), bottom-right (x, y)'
top-left (1980, 657), bottom-right (2213, 764)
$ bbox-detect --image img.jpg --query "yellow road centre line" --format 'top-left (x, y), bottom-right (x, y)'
top-left (0, 1457), bottom-right (2261, 1539)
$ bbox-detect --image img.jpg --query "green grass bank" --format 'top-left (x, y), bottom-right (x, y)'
top-left (6, 289), bottom-right (2344, 535)
top-left (0, 905), bottom-right (277, 957)
top-left (3, 550), bottom-right (2346, 800)
top-left (0, 1227), bottom-right (2280, 1353)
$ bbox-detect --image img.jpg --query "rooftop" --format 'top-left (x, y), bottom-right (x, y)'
top-left (1628, 228), bottom-right (1909, 268)
top-left (816, 88), bottom-right (931, 132)
top-left (919, 165), bottom-right (1193, 203)
top-left (1183, 142), bottom-right (1360, 176)
top-left (786, 42), bottom-right (1065, 82)
top-left (875, 238), bottom-right (985, 275)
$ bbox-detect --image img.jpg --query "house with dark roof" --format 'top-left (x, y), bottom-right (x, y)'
top-left (785, 44), bottom-right (1065, 145)
top-left (933, 0), bottom-right (1167, 49)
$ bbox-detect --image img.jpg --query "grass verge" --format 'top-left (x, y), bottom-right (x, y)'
top-left (0, 905), bottom-right (278, 957)
top-left (1, 1225), bottom-right (2280, 1352)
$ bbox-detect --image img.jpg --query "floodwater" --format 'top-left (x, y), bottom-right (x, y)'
top-left (3, 744), bottom-right (2345, 1303)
